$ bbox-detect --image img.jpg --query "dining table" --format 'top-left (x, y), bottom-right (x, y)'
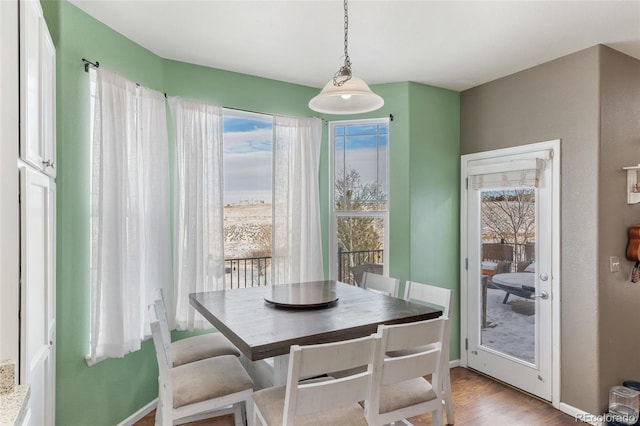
top-left (189, 280), bottom-right (442, 388)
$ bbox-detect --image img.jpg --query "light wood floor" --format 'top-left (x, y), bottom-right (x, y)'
top-left (135, 367), bottom-right (583, 425)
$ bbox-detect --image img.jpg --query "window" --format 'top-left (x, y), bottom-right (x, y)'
top-left (330, 118), bottom-right (389, 285)
top-left (222, 111), bottom-right (274, 287)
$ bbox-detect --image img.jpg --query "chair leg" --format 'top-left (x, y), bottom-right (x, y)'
top-left (154, 404), bottom-right (162, 426)
top-left (244, 398), bottom-right (256, 426)
top-left (233, 402), bottom-right (244, 426)
top-left (443, 369), bottom-right (455, 424)
top-left (247, 400), bottom-right (256, 426)
top-left (432, 406), bottom-right (444, 426)
top-left (502, 292), bottom-right (510, 304)
top-left (156, 399), bottom-right (172, 426)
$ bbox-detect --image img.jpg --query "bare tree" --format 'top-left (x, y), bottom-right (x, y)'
top-left (482, 189), bottom-right (535, 260)
top-left (335, 168), bottom-right (383, 253)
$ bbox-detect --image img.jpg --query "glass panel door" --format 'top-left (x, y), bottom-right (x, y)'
top-left (480, 188), bottom-right (537, 364)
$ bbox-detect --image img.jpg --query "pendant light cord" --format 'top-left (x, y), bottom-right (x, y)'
top-left (333, 0), bottom-right (352, 87)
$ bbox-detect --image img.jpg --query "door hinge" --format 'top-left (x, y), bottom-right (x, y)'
top-left (465, 258), bottom-right (468, 270)
top-left (465, 177), bottom-right (468, 189)
top-left (465, 338), bottom-right (468, 350)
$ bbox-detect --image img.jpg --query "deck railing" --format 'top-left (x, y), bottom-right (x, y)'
top-left (224, 248), bottom-right (385, 288)
top-left (225, 256), bottom-right (271, 289)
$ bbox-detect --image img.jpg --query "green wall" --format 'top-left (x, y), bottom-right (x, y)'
top-left (42, 1), bottom-right (460, 424)
top-left (407, 82), bottom-right (460, 358)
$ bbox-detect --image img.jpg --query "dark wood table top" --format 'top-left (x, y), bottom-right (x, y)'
top-left (189, 280), bottom-right (442, 361)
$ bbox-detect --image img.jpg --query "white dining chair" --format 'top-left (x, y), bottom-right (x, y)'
top-left (403, 281), bottom-right (452, 317)
top-left (361, 271), bottom-right (401, 298)
top-left (400, 281), bottom-right (455, 424)
top-left (368, 317), bottom-right (450, 426)
top-left (251, 334), bottom-right (381, 425)
top-left (149, 301), bottom-right (254, 426)
top-left (154, 288), bottom-right (241, 367)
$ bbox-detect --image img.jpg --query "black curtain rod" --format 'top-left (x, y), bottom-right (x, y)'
top-left (82, 58), bottom-right (99, 72)
top-left (222, 105), bottom-right (271, 117)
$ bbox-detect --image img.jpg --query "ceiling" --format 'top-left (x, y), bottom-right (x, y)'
top-left (69, 0), bottom-right (640, 92)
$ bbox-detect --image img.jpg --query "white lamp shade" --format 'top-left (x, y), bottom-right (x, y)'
top-left (308, 76), bottom-right (384, 115)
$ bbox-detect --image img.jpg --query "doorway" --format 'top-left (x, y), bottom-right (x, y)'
top-left (460, 140), bottom-right (560, 404)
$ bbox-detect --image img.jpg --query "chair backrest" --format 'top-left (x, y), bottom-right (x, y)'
top-left (149, 299), bottom-right (174, 368)
top-left (351, 263), bottom-right (384, 286)
top-left (368, 317), bottom-right (450, 425)
top-left (403, 281), bottom-right (452, 317)
top-left (362, 272), bottom-right (400, 298)
top-left (155, 287), bottom-right (173, 328)
top-left (149, 303), bottom-right (174, 415)
top-left (282, 334), bottom-right (381, 425)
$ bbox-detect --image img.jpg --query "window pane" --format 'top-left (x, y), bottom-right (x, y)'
top-left (346, 124), bottom-right (377, 136)
top-left (480, 188), bottom-right (536, 364)
top-left (223, 114), bottom-right (273, 288)
top-left (334, 135), bottom-right (345, 203)
top-left (336, 217), bottom-right (385, 285)
top-left (335, 122), bottom-right (388, 211)
top-left (223, 115), bottom-right (273, 206)
top-left (378, 134), bottom-right (388, 205)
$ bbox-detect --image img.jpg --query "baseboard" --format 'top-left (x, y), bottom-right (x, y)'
top-left (449, 359), bottom-right (460, 369)
top-left (117, 398), bottom-right (158, 426)
top-left (558, 402), bottom-right (604, 426)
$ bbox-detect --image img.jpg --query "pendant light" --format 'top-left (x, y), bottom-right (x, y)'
top-left (308, 0), bottom-right (384, 115)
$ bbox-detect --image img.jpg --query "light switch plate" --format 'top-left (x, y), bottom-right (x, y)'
top-left (610, 256), bottom-right (620, 273)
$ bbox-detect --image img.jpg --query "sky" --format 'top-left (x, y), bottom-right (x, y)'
top-left (223, 115), bottom-right (273, 204)
top-left (334, 123), bottom-right (388, 203)
top-left (222, 115), bottom-right (388, 205)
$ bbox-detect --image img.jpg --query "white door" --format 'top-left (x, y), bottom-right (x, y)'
top-left (20, 0), bottom-right (56, 177)
top-left (461, 140), bottom-right (560, 402)
top-left (20, 0), bottom-right (43, 170)
top-left (20, 167), bottom-right (55, 425)
top-left (39, 20), bottom-right (56, 178)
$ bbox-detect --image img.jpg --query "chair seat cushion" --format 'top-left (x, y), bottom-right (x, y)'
top-left (253, 385), bottom-right (367, 426)
top-left (172, 332), bottom-right (241, 367)
top-left (171, 355), bottom-right (253, 409)
top-left (379, 377), bottom-right (436, 414)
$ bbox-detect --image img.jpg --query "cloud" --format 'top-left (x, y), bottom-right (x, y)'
top-left (336, 145), bottom-right (388, 189)
top-left (224, 128), bottom-right (273, 154)
top-left (224, 149), bottom-right (272, 192)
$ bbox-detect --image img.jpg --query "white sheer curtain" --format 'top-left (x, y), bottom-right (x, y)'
top-left (89, 68), bottom-right (171, 363)
top-left (169, 97), bottom-right (225, 330)
top-left (272, 116), bottom-right (324, 284)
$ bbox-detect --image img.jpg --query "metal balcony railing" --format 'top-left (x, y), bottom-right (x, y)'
top-left (225, 256), bottom-right (271, 289)
top-left (224, 248), bottom-right (385, 288)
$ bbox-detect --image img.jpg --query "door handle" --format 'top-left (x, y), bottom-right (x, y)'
top-left (532, 290), bottom-right (549, 300)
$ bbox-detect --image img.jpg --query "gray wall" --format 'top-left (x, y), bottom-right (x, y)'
top-left (598, 47), bottom-right (640, 408)
top-left (461, 46), bottom-right (603, 413)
